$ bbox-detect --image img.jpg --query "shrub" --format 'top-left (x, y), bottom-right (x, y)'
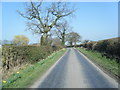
top-left (2, 45), bottom-right (59, 72)
top-left (92, 40), bottom-right (110, 52)
top-left (87, 41), bottom-right (95, 50)
top-left (81, 37), bottom-right (120, 63)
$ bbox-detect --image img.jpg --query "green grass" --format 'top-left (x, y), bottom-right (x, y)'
top-left (77, 48), bottom-right (118, 77)
top-left (2, 48), bottom-right (67, 88)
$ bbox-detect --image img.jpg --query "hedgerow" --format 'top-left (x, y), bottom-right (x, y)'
top-left (80, 37), bottom-right (120, 63)
top-left (2, 45), bottom-right (59, 74)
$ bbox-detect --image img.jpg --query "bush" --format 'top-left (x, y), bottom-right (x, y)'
top-left (92, 40), bottom-right (110, 52)
top-left (80, 37), bottom-right (120, 63)
top-left (2, 45), bottom-right (59, 72)
top-left (86, 41), bottom-right (94, 50)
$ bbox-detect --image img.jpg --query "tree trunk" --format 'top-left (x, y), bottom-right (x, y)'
top-left (40, 35), bottom-right (43, 46)
top-left (74, 42), bottom-right (77, 47)
top-left (61, 31), bottom-right (65, 46)
top-left (61, 35), bottom-right (65, 46)
top-left (42, 32), bottom-right (48, 45)
top-left (70, 42), bottom-right (73, 46)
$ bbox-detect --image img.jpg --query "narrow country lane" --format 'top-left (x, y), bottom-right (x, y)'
top-left (31, 48), bottom-right (118, 88)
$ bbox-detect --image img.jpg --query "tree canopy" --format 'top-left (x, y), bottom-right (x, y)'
top-left (66, 32), bottom-right (81, 46)
top-left (13, 35), bottom-right (29, 46)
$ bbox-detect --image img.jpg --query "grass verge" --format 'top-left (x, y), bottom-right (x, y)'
top-left (77, 48), bottom-right (119, 79)
top-left (2, 48), bottom-right (67, 88)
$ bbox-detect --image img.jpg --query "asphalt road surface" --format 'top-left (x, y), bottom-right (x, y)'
top-left (31, 48), bottom-right (118, 88)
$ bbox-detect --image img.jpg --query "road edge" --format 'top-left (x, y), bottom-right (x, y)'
top-left (30, 49), bottom-right (68, 88)
top-left (74, 48), bottom-right (118, 87)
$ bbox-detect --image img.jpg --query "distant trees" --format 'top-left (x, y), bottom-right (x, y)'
top-left (52, 38), bottom-right (61, 47)
top-left (0, 40), bottom-right (2, 45)
top-left (83, 40), bottom-right (90, 44)
top-left (18, 1), bottom-right (74, 46)
top-left (66, 32), bottom-right (81, 46)
top-left (2, 40), bottom-right (13, 45)
top-left (13, 35), bottom-right (29, 46)
top-left (82, 40), bottom-right (90, 48)
top-left (55, 21), bottom-right (71, 46)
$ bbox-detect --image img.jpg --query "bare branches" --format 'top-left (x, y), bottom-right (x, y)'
top-left (48, 2), bottom-right (75, 29)
top-left (54, 20), bottom-right (71, 45)
top-left (36, 1), bottom-right (42, 9)
top-left (17, 10), bottom-right (34, 20)
top-left (30, 2), bottom-right (44, 29)
top-left (26, 21), bottom-right (43, 35)
top-left (18, 1), bottom-right (75, 45)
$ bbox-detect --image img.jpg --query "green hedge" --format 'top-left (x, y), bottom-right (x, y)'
top-left (2, 48), bottom-right (66, 88)
top-left (2, 46), bottom-right (57, 72)
top-left (80, 38), bottom-right (120, 63)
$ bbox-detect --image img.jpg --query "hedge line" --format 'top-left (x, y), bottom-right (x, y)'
top-left (2, 45), bottom-right (59, 73)
top-left (80, 38), bottom-right (120, 63)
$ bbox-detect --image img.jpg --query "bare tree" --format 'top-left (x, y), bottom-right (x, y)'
top-left (52, 38), bottom-right (61, 47)
top-left (54, 21), bottom-right (71, 46)
top-left (83, 40), bottom-right (90, 44)
top-left (18, 1), bottom-right (74, 45)
top-left (66, 32), bottom-right (81, 46)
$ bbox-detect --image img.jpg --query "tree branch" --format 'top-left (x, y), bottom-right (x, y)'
top-left (30, 1), bottom-right (44, 29)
